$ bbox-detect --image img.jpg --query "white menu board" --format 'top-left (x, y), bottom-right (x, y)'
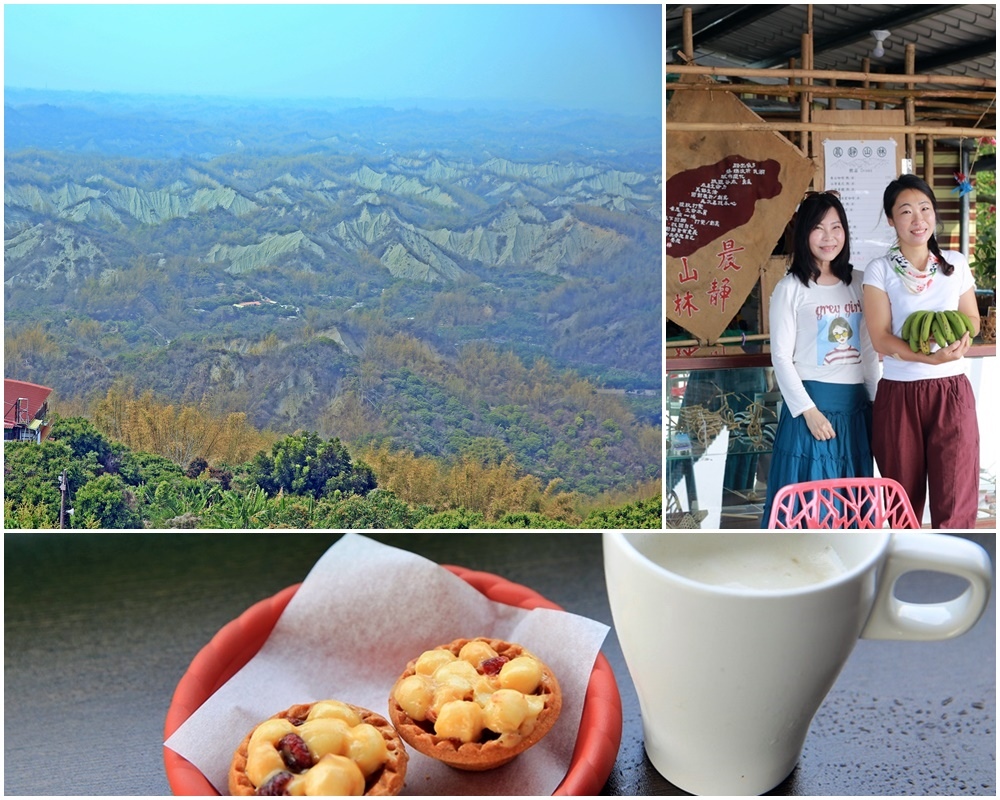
top-left (822, 139), bottom-right (899, 271)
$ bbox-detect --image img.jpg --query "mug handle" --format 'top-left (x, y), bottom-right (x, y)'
top-left (861, 533), bottom-right (993, 641)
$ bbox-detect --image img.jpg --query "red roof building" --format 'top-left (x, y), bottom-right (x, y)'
top-left (4, 379), bottom-right (54, 442)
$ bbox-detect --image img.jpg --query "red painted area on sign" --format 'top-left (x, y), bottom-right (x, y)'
top-left (665, 155), bottom-right (783, 258)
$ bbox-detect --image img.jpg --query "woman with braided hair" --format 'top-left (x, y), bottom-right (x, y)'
top-left (862, 173), bottom-right (981, 528)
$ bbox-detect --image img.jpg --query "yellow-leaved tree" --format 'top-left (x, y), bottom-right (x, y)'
top-left (91, 385), bottom-right (275, 467)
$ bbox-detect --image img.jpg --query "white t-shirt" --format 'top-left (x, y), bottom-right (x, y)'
top-left (769, 269), bottom-right (880, 417)
top-left (862, 250), bottom-right (976, 381)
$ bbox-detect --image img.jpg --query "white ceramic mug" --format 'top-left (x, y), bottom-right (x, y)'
top-left (602, 531), bottom-right (992, 796)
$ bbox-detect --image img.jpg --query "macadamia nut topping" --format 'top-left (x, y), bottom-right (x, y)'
top-left (245, 700), bottom-right (388, 796)
top-left (392, 641), bottom-right (546, 746)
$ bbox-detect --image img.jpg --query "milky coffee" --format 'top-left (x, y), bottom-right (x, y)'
top-left (653, 535), bottom-right (849, 591)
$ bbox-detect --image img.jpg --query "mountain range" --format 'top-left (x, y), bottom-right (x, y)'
top-left (5, 152), bottom-right (655, 286)
top-left (4, 91), bottom-right (662, 493)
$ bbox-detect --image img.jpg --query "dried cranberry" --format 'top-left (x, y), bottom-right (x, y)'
top-left (481, 655), bottom-right (509, 675)
top-left (255, 771), bottom-right (293, 796)
top-left (278, 732), bottom-right (315, 772)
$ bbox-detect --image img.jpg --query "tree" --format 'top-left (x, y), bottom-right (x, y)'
top-left (4, 497), bottom-right (58, 529)
top-left (416, 508), bottom-right (487, 529)
top-left (248, 432), bottom-right (377, 500)
top-left (73, 473), bottom-right (143, 529)
top-left (971, 142), bottom-right (995, 295)
top-left (320, 489), bottom-right (427, 529)
top-left (48, 416), bottom-right (113, 463)
top-left (3, 440), bottom-right (92, 525)
top-left (581, 495), bottom-right (661, 529)
top-left (130, 451), bottom-right (186, 485)
top-left (492, 511), bottom-right (572, 529)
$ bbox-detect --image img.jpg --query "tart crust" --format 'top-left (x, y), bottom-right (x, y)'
top-left (228, 701), bottom-right (408, 796)
top-left (387, 637), bottom-right (562, 771)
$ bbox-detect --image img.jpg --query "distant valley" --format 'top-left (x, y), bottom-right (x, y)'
top-left (4, 90), bottom-right (662, 494)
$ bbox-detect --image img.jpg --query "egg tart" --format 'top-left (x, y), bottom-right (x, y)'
top-left (228, 700), bottom-right (407, 796)
top-left (388, 637), bottom-right (561, 771)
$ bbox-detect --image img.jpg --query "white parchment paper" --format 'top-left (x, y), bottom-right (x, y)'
top-left (164, 533), bottom-right (610, 795)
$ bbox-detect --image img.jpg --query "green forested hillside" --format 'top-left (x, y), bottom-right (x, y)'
top-left (3, 412), bottom-right (662, 530)
top-left (6, 327), bottom-right (660, 494)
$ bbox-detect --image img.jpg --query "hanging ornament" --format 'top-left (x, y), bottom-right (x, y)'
top-left (952, 171), bottom-right (975, 197)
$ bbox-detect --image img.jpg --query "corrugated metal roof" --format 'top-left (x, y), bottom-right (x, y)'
top-left (4, 379), bottom-right (53, 429)
top-left (666, 4), bottom-right (996, 83)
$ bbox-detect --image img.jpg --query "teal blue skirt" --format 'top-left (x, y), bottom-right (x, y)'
top-left (760, 380), bottom-right (873, 528)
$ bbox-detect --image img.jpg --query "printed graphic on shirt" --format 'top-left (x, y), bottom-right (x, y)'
top-left (815, 303), bottom-right (863, 367)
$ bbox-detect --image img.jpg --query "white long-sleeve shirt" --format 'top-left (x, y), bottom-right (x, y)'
top-left (769, 269), bottom-right (880, 417)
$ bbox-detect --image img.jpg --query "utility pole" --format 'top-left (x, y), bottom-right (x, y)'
top-left (59, 470), bottom-right (67, 529)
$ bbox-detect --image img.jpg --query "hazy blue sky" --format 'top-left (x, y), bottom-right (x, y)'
top-left (4, 3), bottom-right (662, 117)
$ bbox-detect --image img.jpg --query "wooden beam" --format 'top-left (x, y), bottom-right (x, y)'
top-left (665, 122), bottom-right (996, 138)
top-left (666, 64), bottom-right (995, 88)
top-left (666, 81), bottom-right (994, 103)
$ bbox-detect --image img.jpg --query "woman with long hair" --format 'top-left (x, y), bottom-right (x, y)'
top-left (862, 174), bottom-right (981, 528)
top-left (761, 191), bottom-right (879, 527)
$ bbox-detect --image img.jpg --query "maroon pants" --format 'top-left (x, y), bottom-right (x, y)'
top-left (871, 375), bottom-right (980, 529)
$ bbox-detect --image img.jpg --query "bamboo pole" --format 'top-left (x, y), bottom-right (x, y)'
top-left (924, 136), bottom-right (935, 189)
top-left (666, 81), bottom-right (994, 103)
top-left (905, 44), bottom-right (917, 166)
top-left (682, 8), bottom-right (693, 60)
top-left (666, 63), bottom-right (995, 87)
top-left (788, 57), bottom-right (800, 149)
top-left (782, 56), bottom-right (808, 158)
top-left (917, 101), bottom-right (999, 116)
top-left (802, 33), bottom-right (813, 159)
top-left (803, 8), bottom-right (813, 154)
top-left (665, 121), bottom-right (996, 137)
top-left (668, 333), bottom-right (772, 348)
top-left (860, 58), bottom-right (872, 111)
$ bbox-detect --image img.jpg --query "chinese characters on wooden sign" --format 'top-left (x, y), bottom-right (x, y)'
top-left (666, 78), bottom-right (816, 346)
top-left (665, 155), bottom-right (782, 258)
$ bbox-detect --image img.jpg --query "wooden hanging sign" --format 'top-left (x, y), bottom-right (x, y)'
top-left (666, 78), bottom-right (816, 343)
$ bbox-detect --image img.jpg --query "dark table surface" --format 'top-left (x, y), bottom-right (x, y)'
top-left (4, 530), bottom-right (995, 796)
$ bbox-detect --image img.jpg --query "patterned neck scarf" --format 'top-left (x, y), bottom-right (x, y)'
top-left (888, 245), bottom-right (938, 294)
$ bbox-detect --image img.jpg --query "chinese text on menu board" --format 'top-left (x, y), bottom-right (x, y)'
top-left (822, 139), bottom-right (897, 269)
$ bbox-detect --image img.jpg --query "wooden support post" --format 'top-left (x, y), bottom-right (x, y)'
top-left (683, 7), bottom-right (693, 60)
top-left (905, 44), bottom-right (917, 168)
top-left (801, 33), bottom-right (813, 159)
top-left (789, 57), bottom-right (800, 149)
top-left (861, 57), bottom-right (871, 111)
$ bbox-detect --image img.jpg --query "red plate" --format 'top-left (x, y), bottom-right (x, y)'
top-left (163, 565), bottom-right (623, 795)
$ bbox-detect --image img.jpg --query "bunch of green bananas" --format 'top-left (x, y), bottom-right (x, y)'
top-left (900, 309), bottom-right (974, 354)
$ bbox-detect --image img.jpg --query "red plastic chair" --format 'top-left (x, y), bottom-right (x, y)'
top-left (767, 477), bottom-right (921, 529)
